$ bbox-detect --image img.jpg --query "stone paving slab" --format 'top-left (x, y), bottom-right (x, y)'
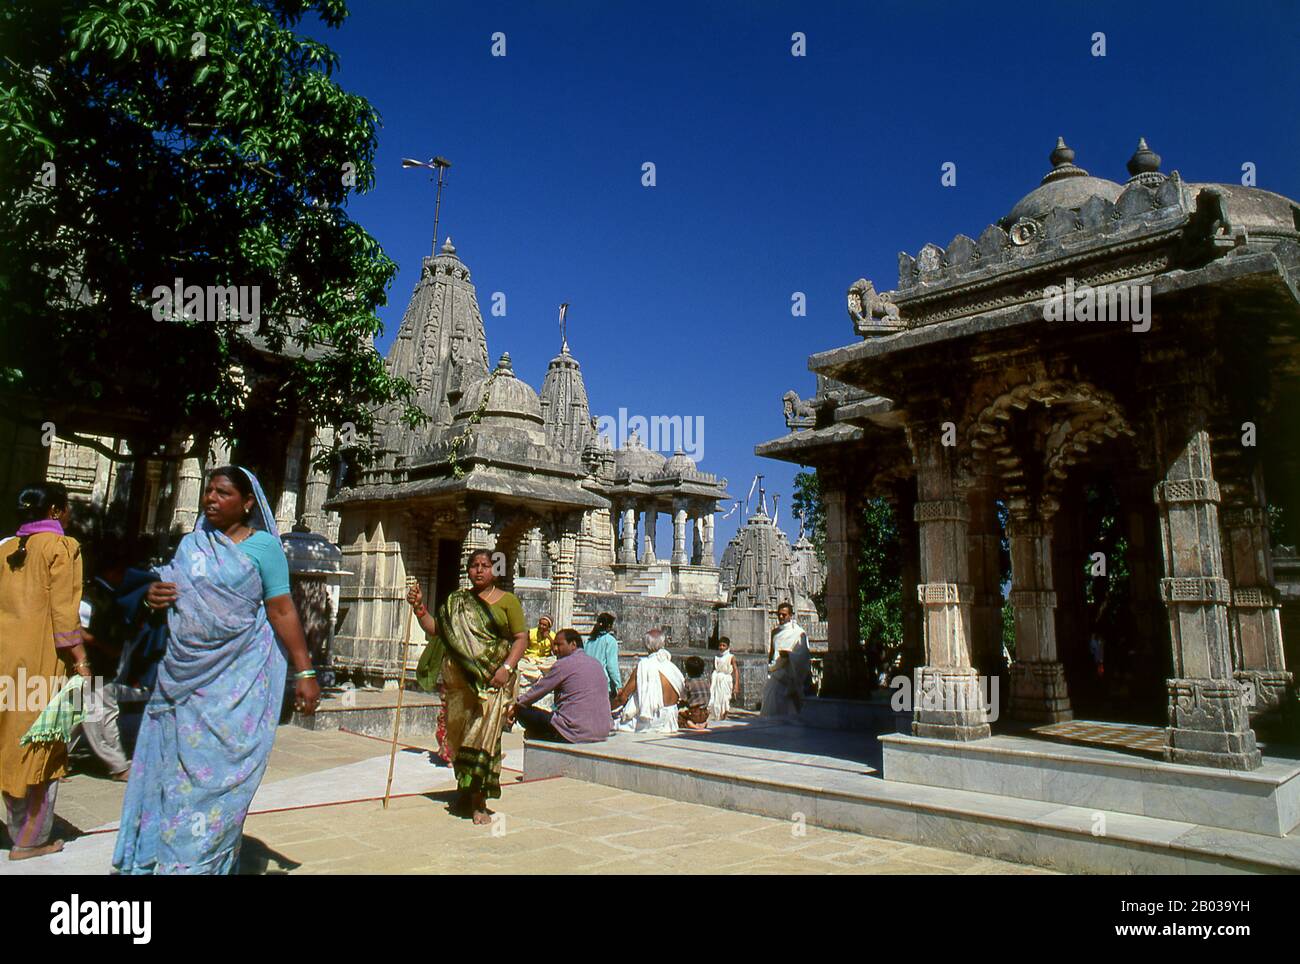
top-left (0, 726), bottom-right (1048, 875)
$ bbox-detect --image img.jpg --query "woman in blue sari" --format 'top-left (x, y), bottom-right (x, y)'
top-left (112, 466), bottom-right (320, 874)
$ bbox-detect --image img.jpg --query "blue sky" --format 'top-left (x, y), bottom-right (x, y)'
top-left (308, 0), bottom-right (1300, 549)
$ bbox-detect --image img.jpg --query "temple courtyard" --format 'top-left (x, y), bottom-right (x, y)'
top-left (0, 722), bottom-right (1051, 876)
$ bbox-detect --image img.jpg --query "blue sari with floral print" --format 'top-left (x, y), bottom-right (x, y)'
top-left (112, 470), bottom-right (287, 875)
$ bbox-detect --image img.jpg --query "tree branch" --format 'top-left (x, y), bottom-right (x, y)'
top-left (58, 431), bottom-right (134, 462)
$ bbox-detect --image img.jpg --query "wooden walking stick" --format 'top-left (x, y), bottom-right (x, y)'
top-left (384, 576), bottom-right (419, 810)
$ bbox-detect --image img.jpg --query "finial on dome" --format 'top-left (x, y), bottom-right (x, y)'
top-left (495, 351), bottom-right (513, 374)
top-left (1040, 137), bottom-right (1088, 184)
top-left (1126, 138), bottom-right (1162, 178)
top-left (440, 236), bottom-right (456, 255)
top-left (1050, 136), bottom-right (1075, 168)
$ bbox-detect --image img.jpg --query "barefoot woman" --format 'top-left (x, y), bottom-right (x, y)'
top-left (112, 466), bottom-right (320, 873)
top-left (407, 549), bottom-right (528, 824)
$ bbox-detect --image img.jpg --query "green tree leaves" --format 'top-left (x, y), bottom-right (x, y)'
top-left (0, 0), bottom-right (416, 465)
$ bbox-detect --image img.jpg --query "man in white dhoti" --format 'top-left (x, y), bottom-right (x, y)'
top-left (760, 602), bottom-right (810, 717)
top-left (612, 629), bottom-right (684, 733)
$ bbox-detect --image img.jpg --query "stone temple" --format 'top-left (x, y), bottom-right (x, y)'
top-left (760, 139), bottom-right (1300, 771)
top-left (325, 237), bottom-right (735, 684)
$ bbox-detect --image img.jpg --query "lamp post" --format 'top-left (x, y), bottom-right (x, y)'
top-left (401, 155), bottom-right (452, 256)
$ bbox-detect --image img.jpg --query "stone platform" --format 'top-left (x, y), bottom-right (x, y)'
top-left (881, 731), bottom-right (1300, 837)
top-left (523, 719), bottom-right (1300, 874)
top-left (290, 686), bottom-right (442, 739)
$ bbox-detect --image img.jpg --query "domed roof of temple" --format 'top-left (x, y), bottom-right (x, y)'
top-left (1004, 138), bottom-right (1123, 227)
top-left (540, 341), bottom-right (594, 452)
top-left (453, 352), bottom-right (544, 427)
top-left (613, 431), bottom-right (667, 479)
top-left (657, 449), bottom-right (702, 480)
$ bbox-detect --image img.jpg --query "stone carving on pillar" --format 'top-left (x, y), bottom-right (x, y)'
top-left (640, 504), bottom-right (657, 565)
top-left (301, 424), bottom-right (339, 539)
top-left (702, 513), bottom-right (716, 566)
top-left (1150, 375), bottom-right (1260, 770)
top-left (275, 419), bottom-right (308, 532)
top-left (1216, 462), bottom-right (1292, 733)
top-left (460, 501), bottom-right (495, 589)
top-left (1006, 498), bottom-right (1073, 724)
top-left (544, 513), bottom-right (579, 629)
top-left (965, 481), bottom-right (1004, 679)
top-left (169, 440), bottom-right (204, 533)
top-left (909, 421), bottom-right (990, 741)
top-left (618, 503), bottom-right (637, 565)
top-left (819, 470), bottom-right (869, 698)
top-left (671, 497), bottom-right (689, 565)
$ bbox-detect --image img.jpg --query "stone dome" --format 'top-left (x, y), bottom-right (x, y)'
top-left (613, 431), bottom-right (666, 479)
top-left (657, 450), bottom-right (700, 480)
top-left (1184, 183), bottom-right (1300, 238)
top-left (452, 352), bottom-right (544, 427)
top-left (1005, 138), bottom-right (1122, 226)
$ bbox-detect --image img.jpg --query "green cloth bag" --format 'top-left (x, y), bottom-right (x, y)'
top-left (21, 674), bottom-right (86, 746)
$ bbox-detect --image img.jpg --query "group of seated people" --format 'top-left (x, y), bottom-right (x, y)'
top-left (505, 612), bottom-right (745, 744)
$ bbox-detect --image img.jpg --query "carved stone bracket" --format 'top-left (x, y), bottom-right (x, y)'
top-left (1154, 478), bottom-right (1221, 505)
top-left (914, 499), bottom-right (970, 524)
top-left (1158, 576), bottom-right (1231, 604)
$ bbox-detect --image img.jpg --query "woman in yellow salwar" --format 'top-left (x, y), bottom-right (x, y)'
top-left (0, 483), bottom-right (94, 860)
top-left (406, 549), bottom-right (528, 824)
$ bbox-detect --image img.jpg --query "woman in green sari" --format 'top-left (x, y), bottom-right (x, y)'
top-left (407, 548), bottom-right (528, 825)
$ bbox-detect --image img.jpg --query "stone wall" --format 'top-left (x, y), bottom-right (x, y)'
top-left (515, 588), bottom-right (720, 648)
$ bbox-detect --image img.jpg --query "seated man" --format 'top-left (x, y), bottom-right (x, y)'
top-left (679, 655), bottom-right (711, 730)
top-left (506, 629), bottom-right (611, 744)
top-left (518, 614), bottom-right (556, 709)
top-left (611, 629), bottom-right (683, 733)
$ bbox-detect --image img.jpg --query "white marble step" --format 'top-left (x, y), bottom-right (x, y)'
top-left (523, 724), bottom-right (1300, 874)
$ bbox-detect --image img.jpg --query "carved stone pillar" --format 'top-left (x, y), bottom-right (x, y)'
top-left (1007, 499), bottom-right (1073, 723)
top-left (460, 501), bottom-right (494, 589)
top-left (618, 503), bottom-right (637, 565)
top-left (1151, 377), bottom-right (1260, 770)
top-left (1116, 473), bottom-right (1168, 691)
top-left (547, 514), bottom-right (578, 629)
top-left (966, 480), bottom-right (1004, 678)
top-left (911, 426), bottom-right (989, 741)
top-left (702, 513), bottom-right (716, 566)
top-left (275, 418), bottom-right (308, 531)
top-left (1218, 462), bottom-right (1291, 730)
top-left (640, 503), bottom-right (657, 565)
top-left (820, 470), bottom-right (867, 697)
top-left (671, 497), bottom-right (689, 565)
top-left (894, 482), bottom-right (925, 677)
top-left (301, 424), bottom-right (338, 540)
top-left (169, 439), bottom-right (204, 533)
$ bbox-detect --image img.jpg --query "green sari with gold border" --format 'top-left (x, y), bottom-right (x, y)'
top-left (421, 589), bottom-right (523, 799)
